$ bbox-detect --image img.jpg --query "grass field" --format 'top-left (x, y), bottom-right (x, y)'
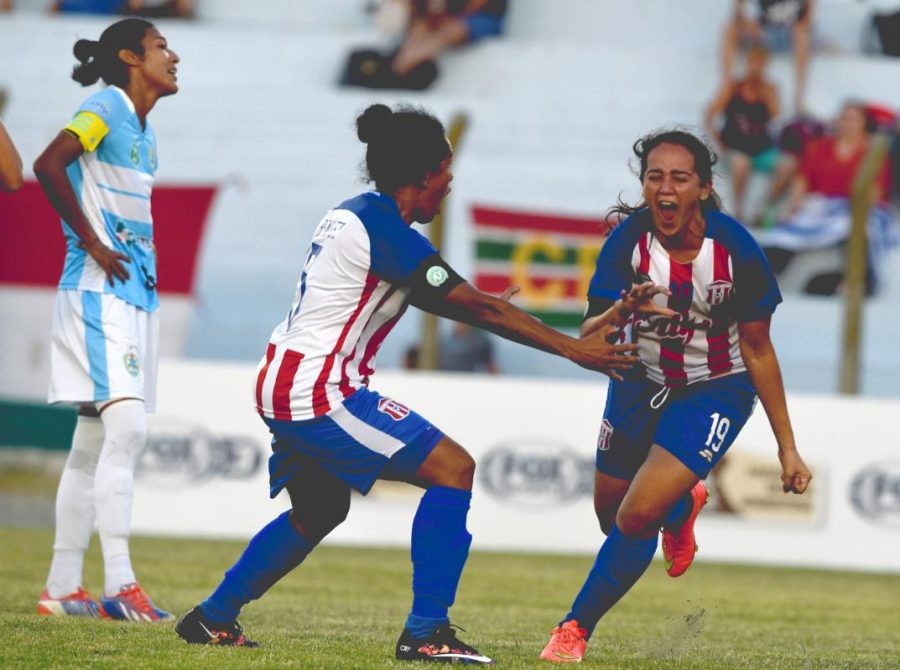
top-left (1, 528), bottom-right (898, 669)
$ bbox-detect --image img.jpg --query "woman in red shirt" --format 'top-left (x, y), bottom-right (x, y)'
top-left (760, 101), bottom-right (897, 293)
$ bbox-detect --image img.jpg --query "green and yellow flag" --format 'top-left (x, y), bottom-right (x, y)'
top-left (472, 205), bottom-right (614, 329)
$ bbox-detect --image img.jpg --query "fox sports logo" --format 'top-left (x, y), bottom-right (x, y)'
top-left (479, 439), bottom-right (593, 508)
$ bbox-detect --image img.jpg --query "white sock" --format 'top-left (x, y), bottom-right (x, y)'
top-left (46, 415), bottom-right (104, 598)
top-left (95, 399), bottom-right (147, 596)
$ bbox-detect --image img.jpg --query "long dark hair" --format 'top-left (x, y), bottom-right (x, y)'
top-left (356, 103), bottom-right (449, 194)
top-left (72, 18), bottom-right (155, 88)
top-left (609, 128), bottom-right (723, 220)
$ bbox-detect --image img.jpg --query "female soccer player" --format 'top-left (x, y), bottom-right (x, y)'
top-left (175, 103), bottom-right (643, 663)
top-left (34, 17), bottom-right (179, 622)
top-left (540, 129), bottom-right (812, 663)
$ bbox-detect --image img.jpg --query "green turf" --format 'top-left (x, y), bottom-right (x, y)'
top-left (1, 527), bottom-right (898, 669)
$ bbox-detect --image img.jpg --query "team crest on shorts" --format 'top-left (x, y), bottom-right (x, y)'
top-left (597, 419), bottom-right (613, 451)
top-left (123, 346), bottom-right (141, 377)
top-left (377, 397), bottom-right (410, 421)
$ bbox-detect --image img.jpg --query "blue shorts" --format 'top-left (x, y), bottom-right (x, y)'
top-left (595, 372), bottom-right (757, 480)
top-left (461, 12), bottom-right (504, 41)
top-left (264, 388), bottom-right (444, 496)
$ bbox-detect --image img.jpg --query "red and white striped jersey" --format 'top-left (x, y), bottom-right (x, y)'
top-left (254, 192), bottom-right (438, 421)
top-left (588, 210), bottom-right (782, 387)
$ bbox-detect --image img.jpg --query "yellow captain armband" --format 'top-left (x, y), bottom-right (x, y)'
top-left (64, 111), bottom-right (110, 152)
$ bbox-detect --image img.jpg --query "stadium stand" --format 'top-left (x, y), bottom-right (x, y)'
top-left (0, 0), bottom-right (898, 397)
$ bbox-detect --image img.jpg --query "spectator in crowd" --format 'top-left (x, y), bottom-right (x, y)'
top-left (758, 101), bottom-right (897, 294)
top-left (50, 0), bottom-right (192, 17)
top-left (390, 0), bottom-right (507, 76)
top-left (754, 112), bottom-right (827, 227)
top-left (0, 119), bottom-right (23, 192)
top-left (721, 0), bottom-right (813, 114)
top-left (51, 0), bottom-right (126, 13)
top-left (128, 0), bottom-right (193, 19)
top-left (706, 43), bottom-right (780, 222)
top-left (439, 322), bottom-right (498, 373)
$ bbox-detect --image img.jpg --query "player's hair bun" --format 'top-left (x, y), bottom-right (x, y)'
top-left (73, 39), bottom-right (99, 63)
top-left (72, 39), bottom-right (102, 86)
top-left (356, 104), bottom-right (394, 144)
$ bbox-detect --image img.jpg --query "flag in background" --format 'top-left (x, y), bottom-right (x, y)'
top-left (472, 205), bottom-right (614, 329)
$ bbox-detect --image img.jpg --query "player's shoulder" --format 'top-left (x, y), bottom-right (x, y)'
top-left (336, 191), bottom-right (402, 228)
top-left (77, 86), bottom-right (131, 122)
top-left (705, 210), bottom-right (765, 258)
top-left (605, 209), bottom-right (653, 246)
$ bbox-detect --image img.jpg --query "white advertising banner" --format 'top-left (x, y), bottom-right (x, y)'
top-left (134, 360), bottom-right (900, 573)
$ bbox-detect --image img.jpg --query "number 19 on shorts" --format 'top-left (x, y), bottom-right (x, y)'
top-left (699, 412), bottom-right (731, 463)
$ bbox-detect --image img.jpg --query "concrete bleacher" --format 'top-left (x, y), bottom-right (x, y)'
top-left (1, 1), bottom-right (898, 397)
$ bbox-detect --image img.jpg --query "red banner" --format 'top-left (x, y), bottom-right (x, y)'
top-left (0, 181), bottom-right (217, 296)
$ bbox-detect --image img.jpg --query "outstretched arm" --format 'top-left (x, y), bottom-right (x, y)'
top-left (738, 317), bottom-right (811, 494)
top-left (0, 120), bottom-right (23, 192)
top-left (33, 131), bottom-right (131, 285)
top-left (410, 279), bottom-right (639, 377)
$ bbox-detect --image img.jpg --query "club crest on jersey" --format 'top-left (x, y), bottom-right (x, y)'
top-left (597, 419), bottom-right (613, 451)
top-left (378, 397), bottom-right (410, 421)
top-left (706, 280), bottom-right (734, 306)
top-left (123, 346), bottom-right (140, 377)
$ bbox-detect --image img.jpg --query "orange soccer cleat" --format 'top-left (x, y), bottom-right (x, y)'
top-left (540, 619), bottom-right (587, 663)
top-left (662, 480), bottom-right (709, 577)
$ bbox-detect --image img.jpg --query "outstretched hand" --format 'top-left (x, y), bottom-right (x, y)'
top-left (575, 327), bottom-right (639, 380)
top-left (779, 449), bottom-right (812, 494)
top-left (618, 281), bottom-right (677, 319)
top-left (78, 238), bottom-right (130, 286)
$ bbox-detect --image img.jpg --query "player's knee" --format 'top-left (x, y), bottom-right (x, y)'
top-left (292, 491), bottom-right (351, 545)
top-left (597, 510), bottom-right (616, 536)
top-left (447, 452), bottom-right (475, 490)
top-left (615, 505), bottom-right (659, 538)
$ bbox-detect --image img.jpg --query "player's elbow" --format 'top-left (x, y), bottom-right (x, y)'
top-left (0, 169), bottom-right (23, 192)
top-left (32, 154), bottom-right (53, 182)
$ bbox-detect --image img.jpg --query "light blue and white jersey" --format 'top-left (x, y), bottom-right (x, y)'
top-left (59, 86), bottom-right (159, 311)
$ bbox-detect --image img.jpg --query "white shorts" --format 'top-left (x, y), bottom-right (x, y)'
top-left (48, 290), bottom-right (158, 412)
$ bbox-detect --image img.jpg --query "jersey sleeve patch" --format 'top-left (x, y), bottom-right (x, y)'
top-left (64, 111), bottom-right (110, 152)
top-left (408, 254), bottom-right (465, 306)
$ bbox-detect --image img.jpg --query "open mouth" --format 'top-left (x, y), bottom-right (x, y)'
top-left (657, 200), bottom-right (677, 224)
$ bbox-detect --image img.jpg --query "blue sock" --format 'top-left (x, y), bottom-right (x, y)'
top-left (201, 511), bottom-right (313, 624)
top-left (661, 491), bottom-right (692, 530)
top-left (565, 525), bottom-right (658, 637)
top-left (404, 486), bottom-right (472, 639)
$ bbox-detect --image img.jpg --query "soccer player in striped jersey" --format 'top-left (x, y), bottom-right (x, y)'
top-left (33, 18), bottom-right (178, 622)
top-left (540, 130), bottom-right (812, 663)
top-left (176, 104), bottom-right (647, 662)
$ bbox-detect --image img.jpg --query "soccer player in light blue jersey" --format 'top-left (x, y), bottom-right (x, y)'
top-left (34, 17), bottom-right (179, 622)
